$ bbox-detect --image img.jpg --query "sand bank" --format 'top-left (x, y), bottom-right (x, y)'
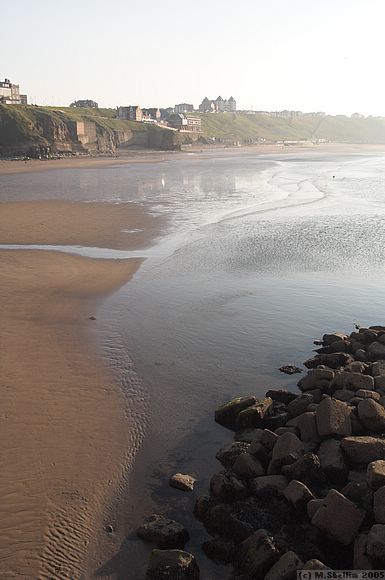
top-left (0, 250), bottom-right (143, 579)
top-left (0, 200), bottom-right (164, 249)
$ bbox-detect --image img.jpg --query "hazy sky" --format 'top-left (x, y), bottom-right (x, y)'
top-left (2, 0), bottom-right (385, 115)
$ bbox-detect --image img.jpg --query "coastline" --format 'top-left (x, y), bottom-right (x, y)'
top-left (0, 200), bottom-right (162, 578)
top-left (1, 143), bottom-right (385, 176)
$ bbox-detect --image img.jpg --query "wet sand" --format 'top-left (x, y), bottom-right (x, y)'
top-left (0, 200), bottom-right (164, 249)
top-left (0, 199), bottom-right (161, 578)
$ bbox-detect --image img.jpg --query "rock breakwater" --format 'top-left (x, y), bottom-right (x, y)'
top-left (141, 325), bottom-right (385, 578)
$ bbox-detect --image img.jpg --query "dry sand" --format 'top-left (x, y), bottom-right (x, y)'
top-left (0, 198), bottom-right (161, 578)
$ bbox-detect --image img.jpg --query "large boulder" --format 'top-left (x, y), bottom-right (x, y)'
top-left (146, 550), bottom-right (199, 580)
top-left (237, 529), bottom-right (280, 577)
top-left (284, 480), bottom-right (315, 510)
top-left (251, 475), bottom-right (288, 495)
top-left (287, 412), bottom-right (320, 449)
top-left (216, 442), bottom-right (250, 468)
top-left (304, 352), bottom-right (354, 370)
top-left (268, 432), bottom-right (304, 474)
top-left (311, 489), bottom-right (365, 545)
top-left (235, 398), bottom-right (273, 429)
top-left (340, 371), bottom-right (374, 391)
top-left (264, 551), bottom-right (304, 580)
top-left (357, 399), bottom-right (385, 432)
top-left (137, 515), bottom-right (189, 549)
top-left (371, 361), bottom-right (385, 377)
top-left (298, 368), bottom-right (334, 392)
top-left (318, 438), bottom-right (348, 483)
top-left (210, 470), bottom-right (247, 502)
top-left (354, 533), bottom-right (372, 570)
top-left (367, 524), bottom-right (385, 564)
top-left (341, 436), bottom-right (385, 464)
top-left (287, 394), bottom-right (314, 419)
top-left (281, 453), bottom-right (325, 487)
top-left (367, 460), bottom-right (385, 490)
top-left (266, 389), bottom-right (298, 405)
top-left (368, 342), bottom-right (385, 361)
top-left (233, 453), bottom-right (265, 478)
top-left (323, 332), bottom-right (348, 345)
top-left (215, 395), bottom-right (257, 429)
top-left (316, 397), bottom-right (352, 438)
top-left (373, 486), bottom-right (385, 523)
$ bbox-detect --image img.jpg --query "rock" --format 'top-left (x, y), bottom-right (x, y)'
top-left (88, 315), bottom-right (96, 320)
top-left (284, 480), bottom-right (315, 510)
top-left (266, 389), bottom-right (297, 405)
top-left (354, 533), bottom-right (372, 570)
top-left (210, 470), bottom-right (247, 502)
top-left (341, 481), bottom-right (372, 510)
top-left (287, 394), bottom-right (313, 418)
top-left (359, 328), bottom-right (379, 343)
top-left (146, 549), bottom-right (199, 580)
top-left (215, 395), bottom-right (257, 429)
top-left (307, 498), bottom-right (324, 519)
top-left (275, 427), bottom-right (298, 436)
top-left (341, 436), bottom-right (385, 464)
top-left (237, 529), bottom-right (279, 578)
top-left (169, 473), bottom-right (197, 492)
top-left (302, 559), bottom-right (330, 570)
top-left (264, 550), bottom-right (304, 580)
top-left (137, 515), bottom-right (189, 549)
top-left (368, 342), bottom-right (385, 361)
top-left (235, 398), bottom-right (273, 429)
top-left (333, 389), bottom-right (355, 402)
top-left (233, 453), bottom-right (265, 478)
top-left (356, 389), bottom-right (380, 400)
top-left (251, 475), bottom-right (288, 495)
top-left (346, 361), bottom-right (369, 373)
top-left (350, 409), bottom-right (365, 434)
top-left (247, 441), bottom-right (270, 466)
top-left (374, 486), bottom-right (385, 523)
top-left (355, 349), bottom-right (368, 362)
top-left (269, 432), bottom-right (304, 474)
top-left (349, 470), bottom-right (368, 484)
top-left (279, 365), bottom-right (302, 375)
top-left (202, 538), bottom-right (235, 564)
top-left (372, 361), bottom-right (385, 376)
top-left (304, 352), bottom-right (354, 370)
top-left (235, 427), bottom-right (278, 449)
top-left (281, 452), bottom-right (325, 487)
top-left (358, 398), bottom-right (385, 432)
top-left (105, 524), bottom-right (114, 534)
top-left (193, 493), bottom-right (213, 521)
top-left (323, 332), bottom-right (348, 345)
top-left (367, 524), bottom-right (385, 563)
top-left (318, 438), bottom-right (348, 483)
top-left (375, 376), bottom-right (385, 390)
top-left (316, 397), bottom-right (352, 438)
top-left (298, 368), bottom-right (334, 392)
top-left (216, 442), bottom-right (250, 468)
top-left (340, 371), bottom-right (374, 391)
top-left (311, 489), bottom-right (365, 545)
top-left (367, 460), bottom-right (385, 490)
top-left (287, 412), bottom-right (320, 449)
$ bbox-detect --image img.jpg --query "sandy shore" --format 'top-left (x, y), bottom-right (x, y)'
top-left (1, 143), bottom-right (385, 176)
top-left (0, 196), bottom-right (162, 578)
top-left (0, 200), bottom-right (164, 249)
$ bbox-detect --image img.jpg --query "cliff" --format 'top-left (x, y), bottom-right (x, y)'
top-left (2, 106), bottom-right (385, 158)
top-left (0, 105), bottom-right (183, 157)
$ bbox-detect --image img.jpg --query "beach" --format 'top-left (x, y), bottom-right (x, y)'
top-left (2, 147), bottom-right (385, 578)
top-left (0, 199), bottom-right (160, 578)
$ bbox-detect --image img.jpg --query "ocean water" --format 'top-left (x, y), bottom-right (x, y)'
top-left (2, 149), bottom-right (385, 578)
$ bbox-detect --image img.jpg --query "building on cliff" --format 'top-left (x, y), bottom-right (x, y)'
top-left (199, 96), bottom-right (236, 113)
top-left (175, 103), bottom-right (194, 114)
top-left (0, 78), bottom-right (28, 105)
top-left (142, 108), bottom-right (161, 122)
top-left (167, 114), bottom-right (202, 133)
top-left (117, 105), bottom-right (143, 122)
top-left (70, 99), bottom-right (98, 108)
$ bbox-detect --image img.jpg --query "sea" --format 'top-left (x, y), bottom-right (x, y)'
top-left (2, 148), bottom-right (385, 577)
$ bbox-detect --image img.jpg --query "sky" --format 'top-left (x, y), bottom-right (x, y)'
top-left (2, 0), bottom-right (385, 116)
